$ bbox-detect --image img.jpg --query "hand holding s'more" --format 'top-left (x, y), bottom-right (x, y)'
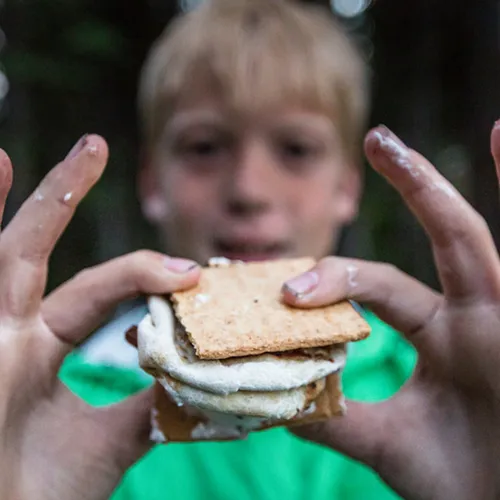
top-left (136, 257), bottom-right (370, 442)
top-left (281, 124), bottom-right (500, 500)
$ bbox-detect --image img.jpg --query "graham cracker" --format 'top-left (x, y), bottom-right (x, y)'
top-left (171, 258), bottom-right (370, 360)
top-left (152, 373), bottom-right (344, 443)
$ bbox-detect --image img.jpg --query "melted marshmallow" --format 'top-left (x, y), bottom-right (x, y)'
top-left (138, 296), bottom-right (346, 396)
top-left (138, 295), bottom-right (346, 422)
top-left (150, 408), bottom-right (167, 443)
top-left (159, 375), bottom-right (324, 419)
top-left (190, 410), bottom-right (265, 440)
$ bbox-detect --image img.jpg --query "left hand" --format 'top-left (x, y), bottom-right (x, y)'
top-left (282, 122), bottom-right (500, 500)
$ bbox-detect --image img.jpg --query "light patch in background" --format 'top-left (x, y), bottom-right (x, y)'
top-left (0, 68), bottom-right (8, 114)
top-left (0, 71), bottom-right (9, 102)
top-left (0, 28), bottom-right (5, 52)
top-left (179, 0), bottom-right (373, 16)
top-left (0, 4), bottom-right (7, 110)
top-left (331, 0), bottom-right (371, 18)
top-left (434, 143), bottom-right (471, 197)
top-left (179, 0), bottom-right (204, 12)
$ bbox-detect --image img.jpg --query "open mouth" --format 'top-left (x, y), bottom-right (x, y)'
top-left (213, 239), bottom-right (289, 262)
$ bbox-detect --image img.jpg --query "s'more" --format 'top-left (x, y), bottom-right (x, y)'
top-left (137, 257), bottom-right (370, 443)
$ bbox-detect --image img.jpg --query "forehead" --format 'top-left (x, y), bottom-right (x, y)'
top-left (146, 40), bottom-right (344, 148)
top-left (163, 98), bottom-right (339, 138)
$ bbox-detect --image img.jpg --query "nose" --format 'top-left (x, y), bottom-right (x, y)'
top-left (224, 140), bottom-right (277, 218)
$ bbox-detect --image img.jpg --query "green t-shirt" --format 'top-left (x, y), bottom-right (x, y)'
top-left (59, 310), bottom-right (416, 500)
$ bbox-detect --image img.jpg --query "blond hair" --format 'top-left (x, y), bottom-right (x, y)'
top-left (138, 0), bottom-right (370, 164)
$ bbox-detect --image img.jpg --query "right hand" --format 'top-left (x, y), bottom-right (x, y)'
top-left (0, 135), bottom-right (200, 500)
top-left (284, 123), bottom-right (500, 500)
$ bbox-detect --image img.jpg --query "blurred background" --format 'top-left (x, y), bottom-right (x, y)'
top-left (0, 0), bottom-right (499, 293)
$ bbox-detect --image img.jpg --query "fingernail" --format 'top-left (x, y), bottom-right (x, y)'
top-left (65, 134), bottom-right (89, 160)
top-left (373, 125), bottom-right (407, 148)
top-left (376, 124), bottom-right (391, 138)
top-left (494, 119), bottom-right (500, 129)
top-left (284, 271), bottom-right (319, 298)
top-left (371, 127), bottom-right (411, 170)
top-left (164, 256), bottom-right (198, 273)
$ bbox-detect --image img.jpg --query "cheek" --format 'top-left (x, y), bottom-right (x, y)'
top-left (287, 175), bottom-right (344, 256)
top-left (162, 169), bottom-right (220, 227)
top-left (290, 175), bottom-right (338, 227)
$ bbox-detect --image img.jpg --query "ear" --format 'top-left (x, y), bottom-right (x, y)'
top-left (137, 150), bottom-right (169, 223)
top-left (332, 163), bottom-right (363, 224)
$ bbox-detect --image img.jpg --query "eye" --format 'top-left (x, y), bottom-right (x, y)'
top-left (281, 141), bottom-right (317, 159)
top-left (183, 139), bottom-right (225, 158)
top-left (277, 138), bottom-right (323, 174)
top-left (173, 134), bottom-right (232, 174)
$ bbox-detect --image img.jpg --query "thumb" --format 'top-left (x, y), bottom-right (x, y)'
top-left (291, 400), bottom-right (389, 468)
top-left (94, 387), bottom-right (156, 473)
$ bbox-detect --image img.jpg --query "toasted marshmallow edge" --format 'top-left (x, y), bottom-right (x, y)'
top-left (150, 408), bottom-right (167, 443)
top-left (158, 375), bottom-right (323, 420)
top-left (187, 395), bottom-right (324, 440)
top-left (190, 409), bottom-right (267, 440)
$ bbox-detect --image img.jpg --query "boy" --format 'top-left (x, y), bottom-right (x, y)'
top-left (61, 1), bottom-right (414, 498)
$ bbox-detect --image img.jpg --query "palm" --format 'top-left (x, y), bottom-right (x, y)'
top-left (375, 369), bottom-right (499, 499)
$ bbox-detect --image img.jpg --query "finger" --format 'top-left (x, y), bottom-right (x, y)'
top-left (291, 399), bottom-right (389, 469)
top-left (42, 252), bottom-right (199, 358)
top-left (365, 126), bottom-right (500, 300)
top-left (0, 135), bottom-right (108, 315)
top-left (0, 150), bottom-right (13, 227)
top-left (282, 256), bottom-right (443, 351)
top-left (491, 120), bottom-right (500, 185)
top-left (2, 134), bottom-right (107, 263)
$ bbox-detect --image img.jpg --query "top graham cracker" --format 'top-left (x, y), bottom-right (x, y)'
top-left (170, 257), bottom-right (370, 360)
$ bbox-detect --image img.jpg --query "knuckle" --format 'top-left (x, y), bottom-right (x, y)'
top-left (380, 262), bottom-right (400, 279)
top-left (128, 250), bottom-right (160, 279)
top-left (0, 266), bottom-right (44, 317)
top-left (70, 258), bottom-right (119, 288)
top-left (374, 262), bottom-right (401, 302)
top-left (71, 264), bottom-right (102, 288)
top-left (72, 266), bottom-right (92, 283)
top-left (470, 211), bottom-right (490, 238)
top-left (129, 249), bottom-right (161, 269)
top-left (127, 250), bottom-right (166, 289)
top-left (318, 256), bottom-right (333, 266)
top-left (440, 210), bottom-right (490, 247)
top-left (409, 295), bottom-right (444, 337)
top-left (76, 251), bottom-right (160, 287)
top-left (319, 255), bottom-right (341, 266)
top-left (317, 255), bottom-right (342, 274)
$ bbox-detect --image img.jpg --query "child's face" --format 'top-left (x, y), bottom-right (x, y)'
top-left (140, 96), bottom-right (361, 263)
